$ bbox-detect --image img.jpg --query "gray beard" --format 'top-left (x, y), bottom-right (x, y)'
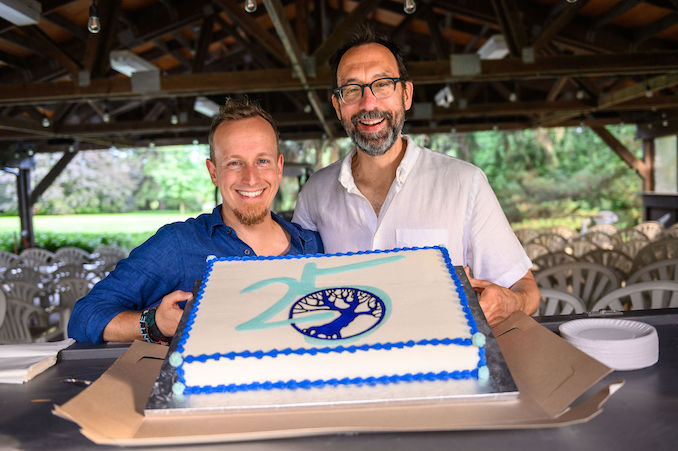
top-left (343, 109), bottom-right (405, 157)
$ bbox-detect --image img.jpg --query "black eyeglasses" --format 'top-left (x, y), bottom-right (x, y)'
top-left (333, 77), bottom-right (404, 105)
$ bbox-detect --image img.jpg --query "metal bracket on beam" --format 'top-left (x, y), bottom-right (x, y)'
top-left (304, 55), bottom-right (316, 78)
top-left (78, 70), bottom-right (91, 87)
top-left (131, 70), bottom-right (161, 93)
top-left (522, 47), bottom-right (535, 64)
top-left (450, 54), bottom-right (481, 77)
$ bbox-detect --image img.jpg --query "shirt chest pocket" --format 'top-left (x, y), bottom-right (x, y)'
top-left (395, 228), bottom-right (448, 248)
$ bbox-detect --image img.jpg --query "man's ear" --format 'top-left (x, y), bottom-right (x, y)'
top-left (206, 158), bottom-right (218, 186)
top-left (277, 153), bottom-right (284, 181)
top-left (331, 95), bottom-right (342, 120)
top-left (403, 81), bottom-right (414, 111)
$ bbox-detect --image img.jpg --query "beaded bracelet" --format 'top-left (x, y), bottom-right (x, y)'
top-left (139, 307), bottom-right (171, 345)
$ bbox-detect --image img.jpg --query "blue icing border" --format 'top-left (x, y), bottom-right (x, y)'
top-left (175, 246), bottom-right (488, 393)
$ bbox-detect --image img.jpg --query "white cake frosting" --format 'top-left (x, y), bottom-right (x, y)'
top-left (171, 247), bottom-right (488, 395)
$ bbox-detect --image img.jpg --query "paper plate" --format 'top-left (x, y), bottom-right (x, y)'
top-left (559, 319), bottom-right (659, 371)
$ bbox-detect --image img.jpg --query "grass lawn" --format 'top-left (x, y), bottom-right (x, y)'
top-left (0, 211), bottom-right (203, 234)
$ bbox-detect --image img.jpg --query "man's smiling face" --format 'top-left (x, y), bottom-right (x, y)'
top-left (206, 115), bottom-right (283, 226)
top-left (332, 43), bottom-right (413, 157)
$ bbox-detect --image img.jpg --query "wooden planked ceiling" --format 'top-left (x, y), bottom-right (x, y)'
top-left (0, 0), bottom-right (678, 154)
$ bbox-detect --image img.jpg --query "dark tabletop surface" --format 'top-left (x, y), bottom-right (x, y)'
top-left (1, 310), bottom-right (677, 451)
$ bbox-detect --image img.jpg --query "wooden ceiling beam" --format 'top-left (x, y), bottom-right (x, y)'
top-left (263, 0), bottom-right (334, 137)
top-left (312, 0), bottom-right (382, 66)
top-left (490, 0), bottom-right (527, 56)
top-left (598, 72), bottom-right (678, 109)
top-left (214, 0), bottom-right (288, 65)
top-left (4, 51), bottom-right (678, 105)
top-left (530, 0), bottom-right (589, 52)
top-left (592, 0), bottom-right (639, 29)
top-left (193, 14), bottom-right (215, 73)
top-left (24, 25), bottom-right (82, 78)
top-left (631, 12), bottom-right (678, 49)
top-left (296, 0), bottom-right (310, 55)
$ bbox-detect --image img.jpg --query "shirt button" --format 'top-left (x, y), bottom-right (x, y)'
top-left (226, 229), bottom-right (231, 234)
top-left (244, 249), bottom-right (251, 255)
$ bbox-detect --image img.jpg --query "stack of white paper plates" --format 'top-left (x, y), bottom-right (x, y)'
top-left (559, 319), bottom-right (659, 371)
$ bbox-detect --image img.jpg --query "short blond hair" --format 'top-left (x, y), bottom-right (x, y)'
top-left (207, 98), bottom-right (279, 161)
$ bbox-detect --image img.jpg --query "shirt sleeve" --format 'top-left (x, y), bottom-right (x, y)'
top-left (292, 186), bottom-right (318, 232)
top-left (67, 225), bottom-right (185, 344)
top-left (465, 170), bottom-right (532, 288)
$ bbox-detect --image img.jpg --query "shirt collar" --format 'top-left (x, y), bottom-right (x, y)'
top-left (209, 205), bottom-right (309, 250)
top-left (337, 136), bottom-right (421, 190)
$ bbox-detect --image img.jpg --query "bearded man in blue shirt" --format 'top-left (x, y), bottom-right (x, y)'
top-left (68, 99), bottom-right (324, 344)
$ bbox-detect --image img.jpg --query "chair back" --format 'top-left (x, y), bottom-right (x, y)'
top-left (587, 223), bottom-right (618, 236)
top-left (580, 249), bottom-right (633, 282)
top-left (55, 247), bottom-right (91, 265)
top-left (632, 238), bottom-right (678, 271)
top-left (0, 250), bottom-right (19, 272)
top-left (627, 259), bottom-right (678, 284)
top-left (536, 288), bottom-right (586, 316)
top-left (1, 280), bottom-right (45, 307)
top-left (524, 242), bottom-right (550, 260)
top-left (532, 252), bottom-right (577, 272)
top-left (548, 226), bottom-right (578, 241)
top-left (529, 233), bottom-right (568, 252)
top-left (580, 231), bottom-right (614, 249)
top-left (514, 228), bottom-right (540, 245)
top-left (0, 296), bottom-right (52, 344)
top-left (618, 239), bottom-right (649, 259)
top-left (534, 262), bottom-right (620, 311)
top-left (590, 281), bottom-right (678, 311)
top-left (567, 240), bottom-right (599, 258)
top-left (633, 221), bottom-right (664, 241)
top-left (18, 248), bottom-right (56, 269)
top-left (51, 278), bottom-right (94, 338)
top-left (612, 228), bottom-right (649, 247)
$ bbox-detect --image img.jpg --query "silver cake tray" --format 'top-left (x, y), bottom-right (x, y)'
top-left (145, 266), bottom-right (518, 416)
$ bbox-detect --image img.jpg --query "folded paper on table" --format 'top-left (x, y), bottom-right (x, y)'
top-left (0, 339), bottom-right (75, 384)
top-left (53, 313), bottom-right (620, 445)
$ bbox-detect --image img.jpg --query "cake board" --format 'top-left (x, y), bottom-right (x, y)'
top-left (145, 261), bottom-right (518, 416)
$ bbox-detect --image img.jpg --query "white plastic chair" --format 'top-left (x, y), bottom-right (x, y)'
top-left (18, 248), bottom-right (56, 269)
top-left (566, 240), bottom-right (599, 258)
top-left (0, 250), bottom-right (19, 273)
top-left (0, 284), bottom-right (59, 344)
top-left (55, 247), bottom-right (91, 265)
top-left (632, 238), bottom-right (678, 271)
top-left (612, 228), bottom-right (649, 247)
top-left (618, 239), bottom-right (649, 259)
top-left (580, 249), bottom-right (634, 283)
top-left (535, 288), bottom-right (586, 316)
top-left (627, 259), bottom-right (678, 284)
top-left (529, 233), bottom-right (568, 252)
top-left (590, 281), bottom-right (678, 311)
top-left (549, 226), bottom-right (579, 242)
top-left (587, 223), bottom-right (618, 236)
top-left (633, 221), bottom-right (664, 241)
top-left (535, 262), bottom-right (620, 311)
top-left (514, 228), bottom-right (540, 245)
top-left (580, 231), bottom-right (614, 250)
top-left (532, 252), bottom-right (577, 273)
top-left (51, 278), bottom-right (94, 339)
top-left (524, 242), bottom-right (551, 260)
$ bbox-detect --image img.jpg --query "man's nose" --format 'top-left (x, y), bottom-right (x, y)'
top-left (358, 86), bottom-right (378, 109)
top-left (242, 164), bottom-right (258, 183)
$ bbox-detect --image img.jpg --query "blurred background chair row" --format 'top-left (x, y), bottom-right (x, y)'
top-left (0, 245), bottom-right (128, 344)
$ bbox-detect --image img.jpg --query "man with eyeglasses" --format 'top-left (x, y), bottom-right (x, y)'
top-left (293, 28), bottom-right (539, 326)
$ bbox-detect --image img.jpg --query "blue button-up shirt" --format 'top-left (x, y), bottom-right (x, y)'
top-left (68, 206), bottom-right (324, 343)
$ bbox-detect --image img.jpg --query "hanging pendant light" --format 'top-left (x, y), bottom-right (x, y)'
top-left (88, 0), bottom-right (101, 34)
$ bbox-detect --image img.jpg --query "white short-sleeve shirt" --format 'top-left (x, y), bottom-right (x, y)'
top-left (293, 138), bottom-right (532, 288)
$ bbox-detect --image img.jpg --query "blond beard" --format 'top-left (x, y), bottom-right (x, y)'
top-left (233, 205), bottom-right (270, 226)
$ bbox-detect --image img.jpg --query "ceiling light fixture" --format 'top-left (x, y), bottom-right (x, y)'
top-left (109, 50), bottom-right (157, 77)
top-left (403, 0), bottom-right (416, 14)
top-left (170, 113), bottom-right (179, 125)
top-left (193, 96), bottom-right (220, 118)
top-left (245, 0), bottom-right (257, 13)
top-left (88, 0), bottom-right (101, 34)
top-left (41, 116), bottom-right (50, 127)
top-left (509, 92), bottom-right (518, 102)
top-left (0, 0), bottom-right (41, 26)
top-left (434, 85), bottom-right (454, 108)
top-left (477, 35), bottom-right (510, 60)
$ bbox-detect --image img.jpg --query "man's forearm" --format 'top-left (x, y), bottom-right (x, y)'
top-left (509, 270), bottom-right (541, 316)
top-left (102, 311), bottom-right (143, 342)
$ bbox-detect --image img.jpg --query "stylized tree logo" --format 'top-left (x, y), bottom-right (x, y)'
top-left (289, 288), bottom-right (385, 340)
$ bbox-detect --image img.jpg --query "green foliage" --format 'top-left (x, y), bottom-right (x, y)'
top-left (0, 230), bottom-right (147, 253)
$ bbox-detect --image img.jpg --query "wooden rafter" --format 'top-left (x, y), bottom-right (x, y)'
top-left (490, 0), bottom-right (527, 56)
top-left (29, 151), bottom-right (80, 205)
top-left (631, 12), bottom-right (678, 49)
top-left (214, 0), bottom-right (288, 65)
top-left (262, 0), bottom-right (333, 137)
top-left (312, 0), bottom-right (382, 66)
top-left (193, 15), bottom-right (215, 73)
top-left (531, 0), bottom-right (589, 52)
top-left (592, 0), bottom-right (638, 29)
top-left (590, 126), bottom-right (652, 190)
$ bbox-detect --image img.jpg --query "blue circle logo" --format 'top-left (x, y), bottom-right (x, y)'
top-left (289, 287), bottom-right (385, 340)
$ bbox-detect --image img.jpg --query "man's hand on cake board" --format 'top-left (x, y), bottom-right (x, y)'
top-left (464, 267), bottom-right (541, 327)
top-left (156, 290), bottom-right (193, 337)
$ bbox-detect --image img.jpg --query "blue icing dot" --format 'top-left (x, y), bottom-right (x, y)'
top-left (169, 351), bottom-right (183, 367)
top-left (477, 366), bottom-right (490, 383)
top-left (472, 332), bottom-right (486, 347)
